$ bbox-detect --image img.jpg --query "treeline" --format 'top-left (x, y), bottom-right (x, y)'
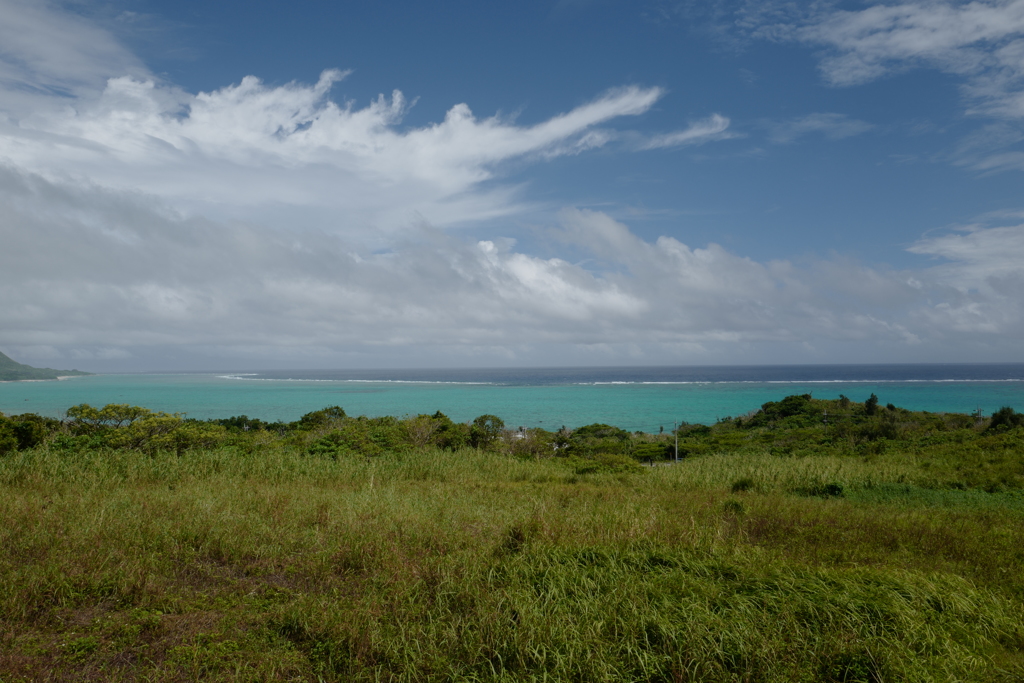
top-left (0, 403), bottom-right (669, 462)
top-left (2, 395), bottom-right (1024, 484)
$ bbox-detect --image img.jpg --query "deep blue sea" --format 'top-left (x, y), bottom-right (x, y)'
top-left (2, 364), bottom-right (1024, 432)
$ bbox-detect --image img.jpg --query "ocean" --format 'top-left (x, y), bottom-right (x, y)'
top-left (2, 364), bottom-right (1024, 432)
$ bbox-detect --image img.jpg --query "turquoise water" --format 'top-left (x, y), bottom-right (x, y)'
top-left (3, 372), bottom-right (1023, 431)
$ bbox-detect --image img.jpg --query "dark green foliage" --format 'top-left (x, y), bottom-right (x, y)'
top-left (295, 406), bottom-right (347, 430)
top-left (1, 412), bottom-right (61, 453)
top-left (678, 423), bottom-right (712, 437)
top-left (820, 650), bottom-right (882, 683)
top-left (574, 423), bottom-right (630, 440)
top-left (745, 394), bottom-right (821, 428)
top-left (0, 415), bottom-right (17, 455)
top-left (633, 441), bottom-right (672, 461)
top-left (855, 411), bottom-right (900, 442)
top-left (431, 413), bottom-right (472, 451)
top-left (10, 413), bottom-right (59, 449)
top-left (731, 477), bottom-right (756, 493)
top-left (988, 406), bottom-right (1024, 432)
top-left (865, 393), bottom-right (880, 416)
top-left (567, 423), bottom-right (649, 457)
top-left (722, 499), bottom-right (746, 515)
top-left (214, 414), bottom-right (276, 432)
top-left (307, 416), bottom-right (409, 459)
top-left (307, 432), bottom-right (353, 459)
top-left (552, 427), bottom-right (586, 457)
top-left (795, 482), bottom-right (845, 498)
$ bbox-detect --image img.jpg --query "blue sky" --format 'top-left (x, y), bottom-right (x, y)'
top-left (2, 0), bottom-right (1024, 370)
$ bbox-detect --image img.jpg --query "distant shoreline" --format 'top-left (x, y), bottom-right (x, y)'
top-left (0, 375), bottom-right (89, 384)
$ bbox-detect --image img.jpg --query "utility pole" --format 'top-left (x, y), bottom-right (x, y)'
top-left (674, 421), bottom-right (679, 463)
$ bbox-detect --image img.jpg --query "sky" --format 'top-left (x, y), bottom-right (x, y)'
top-left (2, 0), bottom-right (1024, 371)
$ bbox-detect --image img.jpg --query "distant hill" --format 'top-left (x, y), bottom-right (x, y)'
top-left (0, 351), bottom-right (92, 381)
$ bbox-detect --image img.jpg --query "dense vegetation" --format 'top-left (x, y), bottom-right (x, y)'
top-left (0, 351), bottom-right (91, 381)
top-left (1, 395), bottom-right (1022, 681)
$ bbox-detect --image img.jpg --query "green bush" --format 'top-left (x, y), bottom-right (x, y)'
top-left (307, 417), bottom-right (410, 459)
top-left (988, 406), bottom-right (1024, 431)
top-left (470, 414), bottom-right (504, 449)
top-left (0, 415), bottom-right (17, 456)
top-left (295, 406), bottom-right (347, 431)
top-left (634, 441), bottom-right (672, 461)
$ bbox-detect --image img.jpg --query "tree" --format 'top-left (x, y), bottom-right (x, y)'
top-left (295, 406), bottom-right (347, 430)
top-left (988, 406), bottom-right (1024, 431)
top-left (0, 415), bottom-right (17, 456)
top-left (865, 394), bottom-right (879, 416)
top-left (404, 414), bottom-right (443, 448)
top-left (470, 414), bottom-right (504, 449)
top-left (67, 403), bottom-right (151, 431)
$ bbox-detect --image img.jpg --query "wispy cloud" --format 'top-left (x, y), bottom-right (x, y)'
top-left (1, 65), bottom-right (665, 237)
top-left (637, 113), bottom-right (734, 149)
top-left (0, 0), bottom-right (147, 110)
top-left (790, 0), bottom-right (1024, 118)
top-left (715, 1), bottom-right (1024, 173)
top-left (766, 112), bottom-right (874, 143)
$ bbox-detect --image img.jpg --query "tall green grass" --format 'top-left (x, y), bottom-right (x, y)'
top-left (1, 446), bottom-right (1022, 681)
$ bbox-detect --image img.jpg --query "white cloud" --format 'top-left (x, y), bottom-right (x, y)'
top-left (793, 0), bottom-right (1024, 117)
top-left (0, 68), bottom-right (665, 237)
top-left (5, 165), bottom-right (1020, 365)
top-left (3, 0), bottom-right (1024, 367)
top-left (722, 1), bottom-right (1024, 173)
top-left (637, 114), bottom-right (734, 149)
top-left (905, 223), bottom-right (1024, 335)
top-left (908, 222), bottom-right (1024, 280)
top-left (0, 0), bottom-right (681, 239)
top-left (766, 112), bottom-right (874, 143)
top-left (0, 0), bottom-right (147, 109)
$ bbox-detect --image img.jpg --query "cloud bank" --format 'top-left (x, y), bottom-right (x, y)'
top-left (1, 0), bottom-right (1023, 368)
top-left (3, 163), bottom-right (1023, 367)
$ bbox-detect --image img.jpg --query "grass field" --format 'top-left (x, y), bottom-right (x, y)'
top-left (1, 398), bottom-right (1023, 681)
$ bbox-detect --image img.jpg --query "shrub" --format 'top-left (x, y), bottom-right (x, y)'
top-left (108, 416), bottom-right (227, 455)
top-left (470, 414), bottom-right (505, 449)
top-left (795, 482), bottom-right (845, 498)
top-left (731, 477), bottom-right (756, 493)
top-left (574, 423), bottom-right (630, 440)
top-left (722, 499), bottom-right (746, 515)
top-left (307, 417), bottom-right (409, 459)
top-left (0, 416), bottom-right (16, 456)
top-left (214, 415), bottom-right (275, 432)
top-left (504, 427), bottom-right (556, 459)
top-left (988, 406), bottom-right (1024, 431)
top-left (865, 393), bottom-right (879, 416)
top-left (295, 406), bottom-right (347, 431)
top-left (634, 441), bottom-right (671, 461)
top-left (10, 414), bottom-right (60, 449)
top-left (66, 403), bottom-right (153, 435)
